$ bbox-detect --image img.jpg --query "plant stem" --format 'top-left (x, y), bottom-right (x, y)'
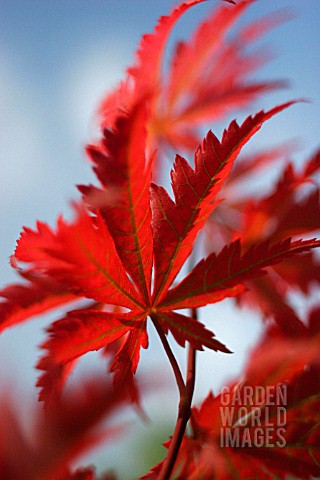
top-left (151, 315), bottom-right (186, 401)
top-left (151, 313), bottom-right (197, 480)
top-left (157, 409), bottom-right (190, 480)
top-left (186, 309), bottom-right (197, 404)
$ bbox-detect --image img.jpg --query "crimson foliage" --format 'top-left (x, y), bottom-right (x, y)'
top-left (1, 1), bottom-right (319, 479)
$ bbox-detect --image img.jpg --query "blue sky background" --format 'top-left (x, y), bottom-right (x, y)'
top-left (0, 1), bottom-right (319, 477)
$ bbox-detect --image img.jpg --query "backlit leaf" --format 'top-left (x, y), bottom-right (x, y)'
top-left (82, 104), bottom-right (154, 301)
top-left (160, 238), bottom-right (320, 310)
top-left (152, 103), bottom-right (295, 303)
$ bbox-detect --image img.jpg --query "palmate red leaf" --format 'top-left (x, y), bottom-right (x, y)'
top-left (150, 0), bottom-right (286, 151)
top-left (4, 90), bottom-right (319, 411)
top-left (82, 103), bottom-right (153, 302)
top-left (99, 0), bottom-right (283, 155)
top-left (7, 97), bottom-right (319, 406)
top-left (151, 103), bottom-right (295, 304)
top-left (160, 237), bottom-right (320, 310)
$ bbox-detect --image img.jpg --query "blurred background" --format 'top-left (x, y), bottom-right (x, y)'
top-left (1, 1), bottom-right (319, 478)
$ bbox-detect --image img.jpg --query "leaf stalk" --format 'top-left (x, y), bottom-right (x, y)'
top-left (151, 313), bottom-right (197, 480)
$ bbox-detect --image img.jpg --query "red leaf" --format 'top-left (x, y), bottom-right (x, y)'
top-left (276, 189), bottom-right (320, 239)
top-left (153, 0), bottom-right (286, 151)
top-left (151, 103), bottom-right (295, 304)
top-left (82, 104), bottom-right (153, 301)
top-left (161, 238), bottom-right (320, 310)
top-left (98, 1), bottom-right (205, 153)
top-left (238, 275), bottom-right (310, 337)
top-left (128, 0), bottom-right (205, 92)
top-left (13, 206), bottom-right (143, 310)
top-left (37, 309), bottom-right (144, 404)
top-left (8, 99), bottom-right (319, 401)
top-left (0, 272), bottom-right (76, 332)
top-left (109, 324), bottom-right (148, 403)
top-left (226, 141), bottom-right (295, 188)
top-left (37, 355), bottom-right (76, 406)
top-left (99, 0), bottom-right (284, 155)
top-left (0, 375), bottom-right (131, 480)
top-left (166, 0), bottom-right (253, 108)
top-left (155, 311), bottom-right (230, 352)
top-left (240, 165), bottom-right (320, 244)
top-left (43, 310), bottom-right (140, 364)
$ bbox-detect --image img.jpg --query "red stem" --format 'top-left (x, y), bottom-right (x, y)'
top-left (151, 316), bottom-right (186, 401)
top-left (151, 314), bottom-right (197, 480)
top-left (186, 309), bottom-right (197, 404)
